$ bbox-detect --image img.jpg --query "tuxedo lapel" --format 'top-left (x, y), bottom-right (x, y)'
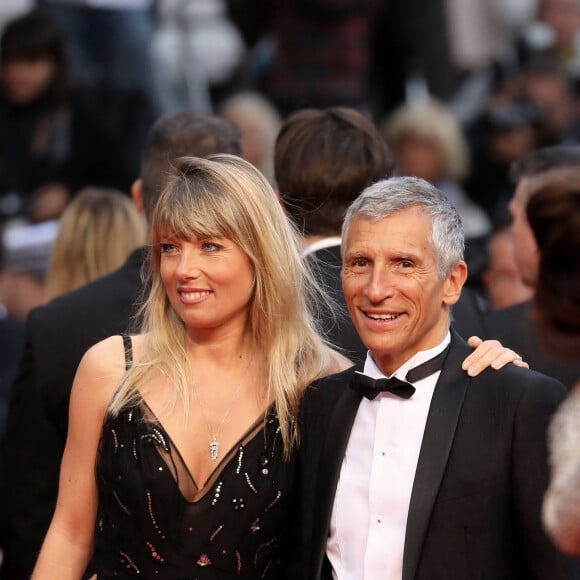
top-left (311, 373), bottom-right (363, 576)
top-left (402, 332), bottom-right (471, 580)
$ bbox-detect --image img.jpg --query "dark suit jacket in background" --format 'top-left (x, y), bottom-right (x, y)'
top-left (0, 247), bottom-right (148, 580)
top-left (306, 243), bottom-right (489, 365)
top-left (484, 300), bottom-right (580, 390)
top-left (299, 330), bottom-right (578, 580)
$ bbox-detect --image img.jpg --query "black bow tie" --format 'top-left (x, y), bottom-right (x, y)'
top-left (350, 345), bottom-right (450, 400)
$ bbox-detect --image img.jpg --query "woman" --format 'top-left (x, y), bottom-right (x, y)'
top-left (46, 187), bottom-right (146, 299)
top-left (32, 154), bottom-right (524, 578)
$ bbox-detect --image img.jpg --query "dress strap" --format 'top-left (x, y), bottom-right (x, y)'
top-left (122, 335), bottom-right (134, 370)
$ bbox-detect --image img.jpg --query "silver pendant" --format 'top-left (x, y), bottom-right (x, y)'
top-left (209, 436), bottom-right (220, 461)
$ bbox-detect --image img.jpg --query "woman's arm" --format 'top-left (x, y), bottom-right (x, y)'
top-left (461, 335), bottom-right (529, 376)
top-left (32, 336), bottom-right (125, 578)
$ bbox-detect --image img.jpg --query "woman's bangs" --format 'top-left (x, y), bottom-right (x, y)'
top-left (155, 185), bottom-right (236, 243)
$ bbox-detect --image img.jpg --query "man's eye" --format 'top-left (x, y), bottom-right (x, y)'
top-left (352, 258), bottom-right (368, 267)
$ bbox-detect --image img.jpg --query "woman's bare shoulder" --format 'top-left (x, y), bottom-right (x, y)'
top-left (73, 335), bottom-right (131, 408)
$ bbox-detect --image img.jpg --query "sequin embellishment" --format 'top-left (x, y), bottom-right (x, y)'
top-left (244, 472), bottom-right (258, 494)
top-left (211, 481), bottom-right (223, 506)
top-left (146, 541), bottom-right (165, 563)
top-left (209, 524), bottom-right (224, 541)
top-left (197, 554), bottom-right (212, 567)
top-left (146, 490), bottom-right (165, 538)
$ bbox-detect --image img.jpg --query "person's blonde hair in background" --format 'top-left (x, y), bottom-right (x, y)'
top-left (217, 91), bottom-right (281, 185)
top-left (46, 187), bottom-right (146, 299)
top-left (382, 98), bottom-right (491, 240)
top-left (382, 98), bottom-right (469, 183)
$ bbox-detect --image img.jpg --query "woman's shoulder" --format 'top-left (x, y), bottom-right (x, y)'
top-left (75, 335), bottom-right (142, 405)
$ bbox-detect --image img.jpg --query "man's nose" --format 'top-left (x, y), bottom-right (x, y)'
top-left (365, 264), bottom-right (396, 303)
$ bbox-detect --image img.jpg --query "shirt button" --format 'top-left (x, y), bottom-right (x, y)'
top-left (377, 518), bottom-right (382, 524)
top-left (381, 451), bottom-right (386, 456)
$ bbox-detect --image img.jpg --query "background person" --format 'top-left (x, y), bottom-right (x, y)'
top-left (525, 183), bottom-right (580, 556)
top-left (45, 186), bottom-right (145, 300)
top-left (484, 144), bottom-right (580, 388)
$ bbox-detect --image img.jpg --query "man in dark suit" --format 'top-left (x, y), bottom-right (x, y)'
top-left (299, 176), bottom-right (576, 579)
top-left (275, 106), bottom-right (489, 365)
top-left (0, 112), bottom-right (242, 579)
top-left (484, 145), bottom-right (580, 389)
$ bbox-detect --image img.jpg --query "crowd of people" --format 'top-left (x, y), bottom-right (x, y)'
top-left (0, 1), bottom-right (579, 578)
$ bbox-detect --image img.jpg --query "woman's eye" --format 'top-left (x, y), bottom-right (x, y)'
top-left (202, 241), bottom-right (221, 252)
top-left (160, 243), bottom-right (177, 253)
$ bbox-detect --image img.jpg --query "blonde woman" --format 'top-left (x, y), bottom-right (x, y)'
top-left (46, 187), bottom-right (146, 299)
top-left (382, 98), bottom-right (491, 239)
top-left (32, 155), bottom-right (525, 579)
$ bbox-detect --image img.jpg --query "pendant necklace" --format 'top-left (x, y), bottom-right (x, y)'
top-left (192, 359), bottom-right (251, 461)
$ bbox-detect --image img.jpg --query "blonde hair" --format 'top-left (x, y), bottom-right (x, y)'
top-left (382, 98), bottom-right (469, 181)
top-left (109, 154), bottom-right (338, 456)
top-left (46, 188), bottom-right (146, 299)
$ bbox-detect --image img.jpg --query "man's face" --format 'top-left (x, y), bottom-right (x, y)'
top-left (509, 177), bottom-right (539, 288)
top-left (342, 206), bottom-right (466, 375)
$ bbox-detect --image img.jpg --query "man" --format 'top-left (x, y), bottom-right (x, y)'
top-left (299, 176), bottom-right (576, 579)
top-left (0, 112), bottom-right (242, 579)
top-left (275, 106), bottom-right (489, 364)
top-left (484, 145), bottom-right (580, 389)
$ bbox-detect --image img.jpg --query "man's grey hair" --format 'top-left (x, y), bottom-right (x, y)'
top-left (342, 176), bottom-right (465, 279)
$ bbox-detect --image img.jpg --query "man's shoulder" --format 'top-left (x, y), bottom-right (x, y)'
top-left (28, 250), bottom-right (145, 328)
top-left (468, 362), bottom-right (568, 410)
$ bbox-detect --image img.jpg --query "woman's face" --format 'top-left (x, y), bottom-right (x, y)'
top-left (1, 56), bottom-right (55, 104)
top-left (395, 135), bottom-right (445, 183)
top-left (159, 233), bottom-right (255, 340)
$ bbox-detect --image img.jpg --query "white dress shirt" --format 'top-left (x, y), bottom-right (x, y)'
top-left (327, 333), bottom-right (451, 580)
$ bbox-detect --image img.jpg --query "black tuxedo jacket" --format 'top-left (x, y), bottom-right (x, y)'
top-left (0, 247), bottom-right (148, 580)
top-left (299, 331), bottom-right (578, 580)
top-left (484, 300), bottom-right (580, 390)
top-left (306, 243), bottom-right (488, 365)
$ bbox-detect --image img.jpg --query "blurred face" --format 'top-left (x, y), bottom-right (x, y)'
top-left (509, 178), bottom-right (540, 287)
top-left (482, 228), bottom-right (535, 309)
top-left (1, 57), bottom-right (55, 104)
top-left (342, 207), bottom-right (466, 375)
top-left (160, 234), bottom-right (255, 340)
top-left (395, 135), bottom-right (445, 182)
top-left (540, 0), bottom-right (580, 50)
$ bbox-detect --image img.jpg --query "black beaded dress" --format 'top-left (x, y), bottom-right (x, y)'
top-left (86, 339), bottom-right (298, 579)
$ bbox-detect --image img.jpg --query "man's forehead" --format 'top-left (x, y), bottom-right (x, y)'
top-left (344, 212), bottom-right (432, 252)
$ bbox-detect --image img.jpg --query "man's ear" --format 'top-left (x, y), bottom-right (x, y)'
top-left (131, 179), bottom-right (144, 214)
top-left (443, 261), bottom-right (468, 306)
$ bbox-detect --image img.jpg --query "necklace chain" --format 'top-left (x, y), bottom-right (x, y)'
top-left (192, 359), bottom-right (251, 461)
